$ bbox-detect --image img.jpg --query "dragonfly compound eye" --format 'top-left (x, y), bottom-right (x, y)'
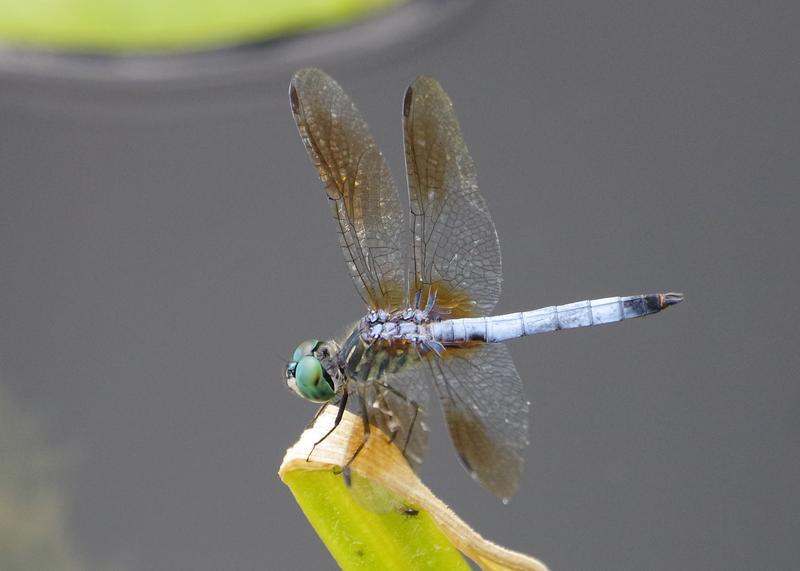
top-left (292, 339), bottom-right (320, 362)
top-left (294, 356), bottom-right (335, 402)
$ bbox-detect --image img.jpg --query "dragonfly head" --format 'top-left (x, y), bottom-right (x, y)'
top-left (284, 339), bottom-right (338, 403)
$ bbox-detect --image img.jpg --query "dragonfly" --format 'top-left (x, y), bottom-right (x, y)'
top-left (284, 68), bottom-right (682, 500)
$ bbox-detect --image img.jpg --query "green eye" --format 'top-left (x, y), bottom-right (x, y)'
top-left (293, 339), bottom-right (319, 362)
top-left (294, 356), bottom-right (334, 402)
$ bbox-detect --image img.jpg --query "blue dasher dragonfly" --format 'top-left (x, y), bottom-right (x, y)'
top-left (284, 68), bottom-right (682, 500)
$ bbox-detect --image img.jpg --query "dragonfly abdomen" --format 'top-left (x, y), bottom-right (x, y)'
top-left (431, 293), bottom-right (683, 344)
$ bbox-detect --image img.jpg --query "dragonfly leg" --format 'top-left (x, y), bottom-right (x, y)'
top-left (304, 402), bottom-right (329, 430)
top-left (306, 391), bottom-right (348, 463)
top-left (343, 395), bottom-right (371, 468)
top-left (423, 339), bottom-right (445, 356)
top-left (424, 288), bottom-right (438, 314)
top-left (374, 380), bottom-right (422, 461)
top-left (403, 402), bottom-right (420, 458)
top-left (384, 417), bottom-right (400, 445)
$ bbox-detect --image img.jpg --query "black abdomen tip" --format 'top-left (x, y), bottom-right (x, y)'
top-left (643, 292), bottom-right (684, 312)
top-left (662, 292), bottom-right (684, 306)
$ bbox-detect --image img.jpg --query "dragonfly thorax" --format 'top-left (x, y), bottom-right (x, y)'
top-left (361, 307), bottom-right (436, 345)
top-left (347, 307), bottom-right (446, 362)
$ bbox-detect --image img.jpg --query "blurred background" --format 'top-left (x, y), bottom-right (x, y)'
top-left (1, 1), bottom-right (798, 569)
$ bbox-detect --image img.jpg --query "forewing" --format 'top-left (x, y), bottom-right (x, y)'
top-left (403, 76), bottom-right (502, 317)
top-left (428, 343), bottom-right (529, 499)
top-left (290, 68), bottom-right (406, 310)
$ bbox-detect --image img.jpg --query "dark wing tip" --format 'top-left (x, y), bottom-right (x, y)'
top-left (404, 75), bottom-right (446, 118)
top-left (289, 68), bottom-right (334, 114)
top-left (288, 82), bottom-right (301, 114)
top-left (403, 84), bottom-right (414, 118)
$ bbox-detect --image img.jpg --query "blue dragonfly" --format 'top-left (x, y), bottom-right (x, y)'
top-left (284, 68), bottom-right (682, 499)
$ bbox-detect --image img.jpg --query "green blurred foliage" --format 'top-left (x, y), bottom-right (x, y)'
top-left (0, 386), bottom-right (83, 571)
top-left (0, 0), bottom-right (402, 52)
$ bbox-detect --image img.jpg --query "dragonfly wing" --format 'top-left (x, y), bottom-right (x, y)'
top-left (290, 68), bottom-right (406, 310)
top-left (345, 469), bottom-right (417, 515)
top-left (403, 76), bottom-right (502, 318)
top-left (379, 362), bottom-right (431, 471)
top-left (428, 343), bottom-right (529, 499)
top-left (346, 357), bottom-right (431, 473)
